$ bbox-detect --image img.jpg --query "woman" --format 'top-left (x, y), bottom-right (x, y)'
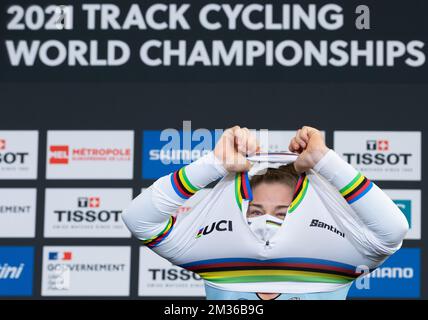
top-left (122, 126), bottom-right (408, 300)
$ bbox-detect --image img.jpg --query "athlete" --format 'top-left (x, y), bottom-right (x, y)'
top-left (122, 126), bottom-right (409, 300)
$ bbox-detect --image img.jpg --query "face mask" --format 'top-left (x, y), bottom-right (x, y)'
top-left (247, 214), bottom-right (283, 242)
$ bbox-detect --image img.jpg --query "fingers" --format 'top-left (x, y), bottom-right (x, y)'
top-left (231, 126), bottom-right (258, 156)
top-left (244, 128), bottom-right (258, 155)
top-left (300, 127), bottom-right (310, 143)
top-left (289, 137), bottom-right (303, 154)
top-left (289, 126), bottom-right (319, 153)
top-left (294, 129), bottom-right (307, 149)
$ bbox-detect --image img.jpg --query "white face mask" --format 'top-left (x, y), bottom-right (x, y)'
top-left (247, 214), bottom-right (283, 242)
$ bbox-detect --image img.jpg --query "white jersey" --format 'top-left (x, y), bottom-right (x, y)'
top-left (122, 150), bottom-right (409, 297)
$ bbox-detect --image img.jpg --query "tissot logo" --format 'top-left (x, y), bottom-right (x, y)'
top-left (366, 140), bottom-right (389, 151)
top-left (148, 268), bottom-right (201, 281)
top-left (0, 151), bottom-right (29, 164)
top-left (0, 140), bottom-right (29, 165)
top-left (78, 197), bottom-right (100, 208)
top-left (343, 139), bottom-right (411, 166)
top-left (49, 145), bottom-right (69, 164)
top-left (196, 220), bottom-right (233, 238)
top-left (53, 196), bottom-right (121, 223)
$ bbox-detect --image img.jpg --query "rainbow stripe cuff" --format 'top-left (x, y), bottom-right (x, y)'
top-left (288, 174), bottom-right (309, 213)
top-left (142, 216), bottom-right (176, 248)
top-left (340, 173), bottom-right (373, 204)
top-left (171, 167), bottom-right (200, 199)
top-left (180, 257), bottom-right (364, 285)
top-left (235, 172), bottom-right (253, 211)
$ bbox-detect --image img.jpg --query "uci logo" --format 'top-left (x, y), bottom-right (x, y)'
top-left (196, 220), bottom-right (233, 238)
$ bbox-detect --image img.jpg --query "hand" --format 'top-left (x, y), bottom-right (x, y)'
top-left (214, 126), bottom-right (259, 172)
top-left (289, 126), bottom-right (329, 173)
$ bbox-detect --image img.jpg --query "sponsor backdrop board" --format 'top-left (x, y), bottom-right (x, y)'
top-left (385, 190), bottom-right (421, 240)
top-left (0, 246), bottom-right (34, 296)
top-left (334, 131), bottom-right (421, 181)
top-left (44, 188), bottom-right (132, 238)
top-left (0, 131), bottom-right (38, 180)
top-left (349, 248), bottom-right (421, 298)
top-left (139, 246), bottom-right (204, 297)
top-left (0, 188), bottom-right (37, 238)
top-left (0, 0), bottom-right (426, 300)
top-left (46, 131), bottom-right (134, 180)
top-left (41, 246), bottom-right (131, 296)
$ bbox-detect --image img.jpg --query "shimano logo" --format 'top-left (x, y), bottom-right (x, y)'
top-left (369, 267), bottom-right (414, 279)
top-left (309, 219), bottom-right (345, 238)
top-left (149, 149), bottom-right (210, 163)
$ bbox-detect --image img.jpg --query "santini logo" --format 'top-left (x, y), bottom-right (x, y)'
top-left (0, 263), bottom-right (25, 279)
top-left (196, 220), bottom-right (233, 238)
top-left (309, 219), bottom-right (345, 238)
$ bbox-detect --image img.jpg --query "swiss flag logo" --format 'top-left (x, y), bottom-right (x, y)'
top-left (89, 197), bottom-right (100, 208)
top-left (377, 140), bottom-right (389, 151)
top-left (49, 145), bottom-right (69, 164)
top-left (0, 139), bottom-right (5, 150)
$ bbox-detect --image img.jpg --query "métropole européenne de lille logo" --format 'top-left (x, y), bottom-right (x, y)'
top-left (196, 220), bottom-right (233, 238)
top-left (49, 145), bottom-right (131, 165)
top-left (49, 145), bottom-right (69, 164)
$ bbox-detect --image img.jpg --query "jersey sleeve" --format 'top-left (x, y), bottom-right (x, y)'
top-left (121, 152), bottom-right (228, 253)
top-left (312, 150), bottom-right (409, 262)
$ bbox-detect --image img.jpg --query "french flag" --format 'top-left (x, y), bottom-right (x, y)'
top-left (48, 251), bottom-right (72, 261)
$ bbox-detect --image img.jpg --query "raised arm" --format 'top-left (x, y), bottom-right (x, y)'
top-left (313, 150), bottom-right (409, 249)
top-left (122, 126), bottom-right (258, 247)
top-left (121, 151), bottom-right (227, 246)
top-left (290, 126), bottom-right (409, 257)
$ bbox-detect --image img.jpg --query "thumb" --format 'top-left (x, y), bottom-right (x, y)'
top-left (293, 159), bottom-right (305, 174)
top-left (243, 159), bottom-right (252, 172)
